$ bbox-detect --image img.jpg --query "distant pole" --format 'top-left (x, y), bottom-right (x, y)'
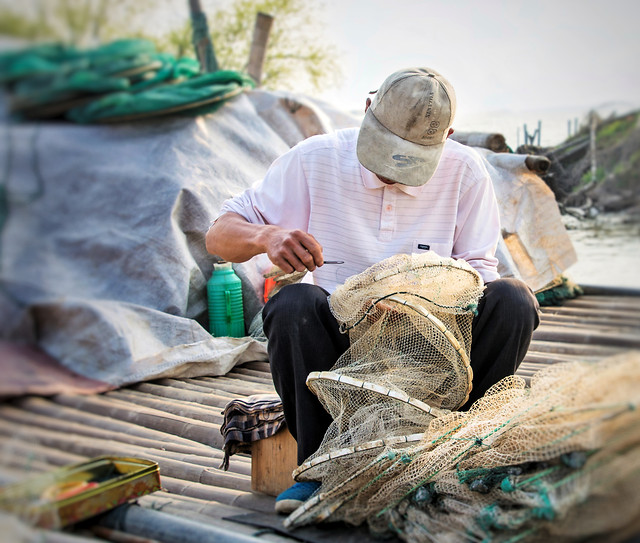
top-left (537, 120), bottom-right (541, 146)
top-left (189, 0), bottom-right (219, 73)
top-left (247, 12), bottom-right (274, 86)
top-left (590, 111), bottom-right (597, 182)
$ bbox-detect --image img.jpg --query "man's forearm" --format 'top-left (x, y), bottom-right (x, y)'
top-left (206, 212), bottom-right (273, 262)
top-left (206, 212), bottom-right (324, 274)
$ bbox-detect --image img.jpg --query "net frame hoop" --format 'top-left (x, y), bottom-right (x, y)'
top-left (306, 371), bottom-right (449, 418)
top-left (340, 255), bottom-right (481, 291)
top-left (385, 294), bottom-right (473, 407)
top-left (285, 448), bottom-right (399, 529)
top-left (293, 432), bottom-right (425, 480)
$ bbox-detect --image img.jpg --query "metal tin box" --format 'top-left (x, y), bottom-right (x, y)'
top-left (0, 456), bottom-right (161, 528)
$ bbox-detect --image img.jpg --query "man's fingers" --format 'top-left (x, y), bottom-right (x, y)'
top-left (266, 229), bottom-right (323, 273)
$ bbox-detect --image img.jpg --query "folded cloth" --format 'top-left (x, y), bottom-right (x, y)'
top-left (220, 393), bottom-right (285, 470)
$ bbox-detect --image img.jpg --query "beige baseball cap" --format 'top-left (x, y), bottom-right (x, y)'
top-left (356, 67), bottom-right (457, 186)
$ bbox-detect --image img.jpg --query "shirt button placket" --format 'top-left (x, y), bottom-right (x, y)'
top-left (379, 187), bottom-right (396, 241)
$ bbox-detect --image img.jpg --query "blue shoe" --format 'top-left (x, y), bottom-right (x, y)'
top-left (275, 481), bottom-right (321, 514)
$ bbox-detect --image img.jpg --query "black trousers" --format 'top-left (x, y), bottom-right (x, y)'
top-left (262, 278), bottom-right (540, 465)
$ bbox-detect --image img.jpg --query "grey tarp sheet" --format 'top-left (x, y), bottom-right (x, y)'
top-left (0, 87), bottom-right (574, 388)
top-left (479, 150), bottom-right (577, 291)
top-left (0, 90), bottom-right (359, 387)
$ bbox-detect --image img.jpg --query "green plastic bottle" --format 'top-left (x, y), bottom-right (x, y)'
top-left (207, 262), bottom-right (245, 338)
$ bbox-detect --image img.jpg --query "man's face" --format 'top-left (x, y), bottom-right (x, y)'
top-left (376, 175), bottom-right (396, 185)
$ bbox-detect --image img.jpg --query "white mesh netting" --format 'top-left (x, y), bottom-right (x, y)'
top-left (284, 253), bottom-right (640, 543)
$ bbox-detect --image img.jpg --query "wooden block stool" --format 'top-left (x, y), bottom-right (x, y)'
top-left (251, 426), bottom-right (298, 496)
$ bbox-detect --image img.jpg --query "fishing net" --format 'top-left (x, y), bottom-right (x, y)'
top-left (285, 284), bottom-right (640, 543)
top-left (288, 252), bottom-right (484, 521)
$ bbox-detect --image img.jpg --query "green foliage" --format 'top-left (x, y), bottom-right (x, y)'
top-left (579, 166), bottom-right (605, 186)
top-left (596, 112), bottom-right (638, 149)
top-left (0, 9), bottom-right (55, 41)
top-left (207, 0), bottom-right (341, 92)
top-left (0, 0), bottom-right (341, 94)
top-left (0, 1), bottom-right (154, 45)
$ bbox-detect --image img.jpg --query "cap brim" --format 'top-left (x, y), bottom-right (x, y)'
top-left (356, 109), bottom-right (445, 186)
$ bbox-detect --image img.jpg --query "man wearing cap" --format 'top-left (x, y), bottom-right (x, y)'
top-left (206, 67), bottom-right (540, 513)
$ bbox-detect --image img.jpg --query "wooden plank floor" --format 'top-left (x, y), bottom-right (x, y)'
top-left (1, 289), bottom-right (639, 542)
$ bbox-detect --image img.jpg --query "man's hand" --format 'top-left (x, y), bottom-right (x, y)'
top-left (206, 212), bottom-right (323, 273)
top-left (263, 227), bottom-right (323, 274)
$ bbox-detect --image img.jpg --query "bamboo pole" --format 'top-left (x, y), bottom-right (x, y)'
top-left (105, 390), bottom-right (225, 425)
top-left (239, 361), bottom-right (271, 373)
top-left (560, 297), bottom-right (640, 312)
top-left (532, 325), bottom-right (640, 349)
top-left (247, 12), bottom-right (274, 85)
top-left (90, 526), bottom-right (164, 543)
top-left (590, 110), bottom-right (597, 182)
top-left (522, 352), bottom-right (602, 366)
top-left (0, 420), bottom-right (250, 489)
top-left (11, 398), bottom-right (215, 452)
top-left (528, 340), bottom-right (622, 357)
top-left (138, 381), bottom-right (237, 404)
top-left (51, 394), bottom-right (224, 448)
top-left (97, 504), bottom-right (262, 543)
top-left (524, 155), bottom-right (551, 174)
top-left (539, 305), bottom-right (640, 320)
top-left (38, 531), bottom-right (106, 543)
top-left (192, 376), bottom-right (275, 396)
top-left (221, 371), bottom-right (275, 385)
top-left (159, 475), bottom-right (249, 505)
top-left (0, 409), bottom-right (248, 472)
top-left (578, 286), bottom-right (640, 298)
top-left (212, 370), bottom-right (275, 386)
top-left (136, 492), bottom-right (249, 525)
top-left (539, 312), bottom-right (640, 331)
top-left (449, 132), bottom-right (508, 152)
top-left (0, 452), bottom-right (53, 477)
top-left (154, 476), bottom-right (276, 514)
top-left (0, 464), bottom-right (37, 485)
top-left (189, 0), bottom-right (219, 73)
top-left (228, 366), bottom-right (272, 380)
top-left (0, 432), bottom-right (87, 467)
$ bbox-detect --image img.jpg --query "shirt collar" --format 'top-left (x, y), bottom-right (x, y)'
top-left (359, 164), bottom-right (425, 197)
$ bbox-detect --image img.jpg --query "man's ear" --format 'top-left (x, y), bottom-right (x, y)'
top-left (365, 97), bottom-right (372, 113)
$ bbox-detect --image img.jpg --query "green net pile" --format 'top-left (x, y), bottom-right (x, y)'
top-left (285, 253), bottom-right (640, 543)
top-left (0, 39), bottom-right (254, 123)
top-left (535, 276), bottom-right (583, 307)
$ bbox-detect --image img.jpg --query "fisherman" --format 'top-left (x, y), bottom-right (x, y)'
top-left (206, 67), bottom-right (540, 514)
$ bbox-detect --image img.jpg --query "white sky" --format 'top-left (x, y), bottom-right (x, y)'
top-left (313, 0), bottom-right (640, 119)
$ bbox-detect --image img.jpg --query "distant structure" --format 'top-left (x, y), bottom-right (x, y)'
top-left (523, 121), bottom-right (542, 146)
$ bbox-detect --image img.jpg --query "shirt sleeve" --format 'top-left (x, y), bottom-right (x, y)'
top-left (452, 159), bottom-right (501, 284)
top-left (219, 146), bottom-right (311, 230)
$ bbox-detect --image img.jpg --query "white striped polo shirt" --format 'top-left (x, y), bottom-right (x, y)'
top-left (220, 128), bottom-right (500, 292)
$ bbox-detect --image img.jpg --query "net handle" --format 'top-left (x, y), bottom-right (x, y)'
top-left (294, 432), bottom-right (425, 480)
top-left (306, 371), bottom-right (449, 417)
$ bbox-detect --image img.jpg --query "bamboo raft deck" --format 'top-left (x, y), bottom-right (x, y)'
top-left (1, 286), bottom-right (639, 542)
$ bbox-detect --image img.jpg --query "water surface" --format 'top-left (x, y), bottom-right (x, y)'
top-left (563, 213), bottom-right (640, 290)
